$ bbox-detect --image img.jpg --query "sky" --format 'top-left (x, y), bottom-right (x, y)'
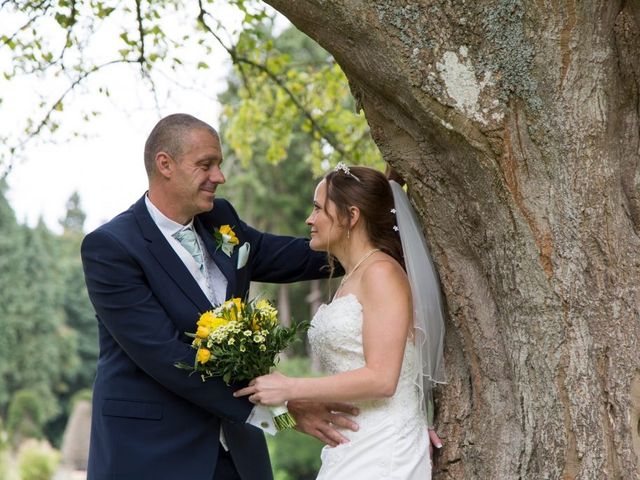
top-left (1, 3), bottom-right (264, 233)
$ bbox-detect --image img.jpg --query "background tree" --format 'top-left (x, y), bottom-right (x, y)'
top-left (262, 1), bottom-right (640, 478)
top-left (13, 220), bottom-right (79, 444)
top-left (0, 186), bottom-right (95, 448)
top-left (58, 192), bottom-right (97, 395)
top-left (59, 192), bottom-right (86, 233)
top-left (50, 193), bottom-right (97, 445)
top-left (0, 180), bottom-right (24, 411)
top-left (0, 186), bottom-right (69, 430)
top-left (219, 21), bottom-right (381, 172)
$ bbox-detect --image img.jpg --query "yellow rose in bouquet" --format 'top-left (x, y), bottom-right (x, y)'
top-left (196, 348), bottom-right (211, 363)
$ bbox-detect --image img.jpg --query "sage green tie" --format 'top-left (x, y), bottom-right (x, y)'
top-left (173, 227), bottom-right (205, 273)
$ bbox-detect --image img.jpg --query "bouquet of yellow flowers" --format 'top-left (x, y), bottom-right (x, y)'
top-left (176, 297), bottom-right (307, 431)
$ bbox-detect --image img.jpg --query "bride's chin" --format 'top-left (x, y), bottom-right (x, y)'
top-left (309, 241), bottom-right (327, 253)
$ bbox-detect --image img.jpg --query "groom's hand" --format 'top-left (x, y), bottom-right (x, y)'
top-left (287, 400), bottom-right (359, 447)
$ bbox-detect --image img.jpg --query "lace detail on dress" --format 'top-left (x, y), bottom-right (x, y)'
top-left (308, 294), bottom-right (426, 444)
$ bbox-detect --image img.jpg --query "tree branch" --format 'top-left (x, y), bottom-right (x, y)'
top-left (236, 62), bottom-right (254, 97)
top-left (196, 0), bottom-right (347, 159)
top-left (135, 0), bottom-right (146, 71)
top-left (1, 1), bottom-right (52, 49)
top-left (54, 0), bottom-right (77, 68)
top-left (2, 1), bottom-right (77, 77)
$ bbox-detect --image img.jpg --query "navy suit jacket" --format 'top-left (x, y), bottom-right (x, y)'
top-left (81, 195), bottom-right (330, 480)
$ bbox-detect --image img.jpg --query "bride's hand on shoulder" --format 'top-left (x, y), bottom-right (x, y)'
top-left (234, 371), bottom-right (294, 405)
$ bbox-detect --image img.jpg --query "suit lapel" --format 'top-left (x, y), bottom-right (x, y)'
top-left (194, 216), bottom-right (237, 299)
top-left (134, 197), bottom-right (212, 313)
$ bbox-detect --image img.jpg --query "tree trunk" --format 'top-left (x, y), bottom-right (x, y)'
top-left (277, 284), bottom-right (291, 359)
top-left (278, 284), bottom-right (291, 328)
top-left (265, 1), bottom-right (640, 478)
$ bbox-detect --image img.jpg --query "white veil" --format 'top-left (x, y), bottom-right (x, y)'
top-left (390, 180), bottom-right (446, 426)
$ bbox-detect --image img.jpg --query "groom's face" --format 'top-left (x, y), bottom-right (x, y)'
top-left (172, 128), bottom-right (226, 218)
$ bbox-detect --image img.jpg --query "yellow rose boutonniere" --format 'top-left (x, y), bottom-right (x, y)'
top-left (214, 224), bottom-right (240, 257)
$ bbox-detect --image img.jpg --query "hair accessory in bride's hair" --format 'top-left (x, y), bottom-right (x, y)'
top-left (334, 162), bottom-right (361, 182)
top-left (390, 208), bottom-right (397, 214)
top-left (393, 225), bottom-right (399, 232)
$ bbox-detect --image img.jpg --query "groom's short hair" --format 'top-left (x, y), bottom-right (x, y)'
top-left (144, 113), bottom-right (219, 176)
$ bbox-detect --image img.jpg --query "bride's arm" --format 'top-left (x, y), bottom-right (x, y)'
top-left (235, 259), bottom-right (412, 404)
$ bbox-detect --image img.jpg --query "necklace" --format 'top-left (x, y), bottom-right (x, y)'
top-left (339, 248), bottom-right (381, 289)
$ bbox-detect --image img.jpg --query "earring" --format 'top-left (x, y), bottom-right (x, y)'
top-left (347, 229), bottom-right (350, 239)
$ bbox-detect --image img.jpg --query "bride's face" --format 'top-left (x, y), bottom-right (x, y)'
top-left (306, 180), bottom-right (345, 252)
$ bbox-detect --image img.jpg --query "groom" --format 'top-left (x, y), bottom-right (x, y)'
top-left (81, 113), bottom-right (357, 479)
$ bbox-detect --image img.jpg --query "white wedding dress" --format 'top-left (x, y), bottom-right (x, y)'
top-left (308, 293), bottom-right (431, 479)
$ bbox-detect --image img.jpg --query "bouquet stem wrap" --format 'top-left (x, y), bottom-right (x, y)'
top-left (270, 404), bottom-right (296, 431)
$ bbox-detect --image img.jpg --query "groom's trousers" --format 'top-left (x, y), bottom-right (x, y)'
top-left (213, 447), bottom-right (242, 480)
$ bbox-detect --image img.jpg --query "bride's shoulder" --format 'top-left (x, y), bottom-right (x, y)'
top-left (360, 256), bottom-right (410, 297)
top-left (356, 259), bottom-right (411, 320)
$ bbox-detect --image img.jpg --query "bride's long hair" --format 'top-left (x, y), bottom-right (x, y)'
top-left (324, 166), bottom-right (404, 272)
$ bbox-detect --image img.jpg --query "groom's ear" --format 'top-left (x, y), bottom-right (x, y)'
top-left (155, 152), bottom-right (174, 178)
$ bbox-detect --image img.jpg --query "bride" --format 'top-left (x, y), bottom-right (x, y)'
top-left (235, 164), bottom-right (446, 479)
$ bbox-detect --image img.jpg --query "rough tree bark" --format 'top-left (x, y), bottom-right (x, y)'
top-left (265, 1), bottom-right (640, 478)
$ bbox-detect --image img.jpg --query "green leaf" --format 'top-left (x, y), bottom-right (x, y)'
top-left (119, 32), bottom-right (133, 46)
top-left (54, 13), bottom-right (69, 28)
top-left (96, 6), bottom-right (115, 18)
